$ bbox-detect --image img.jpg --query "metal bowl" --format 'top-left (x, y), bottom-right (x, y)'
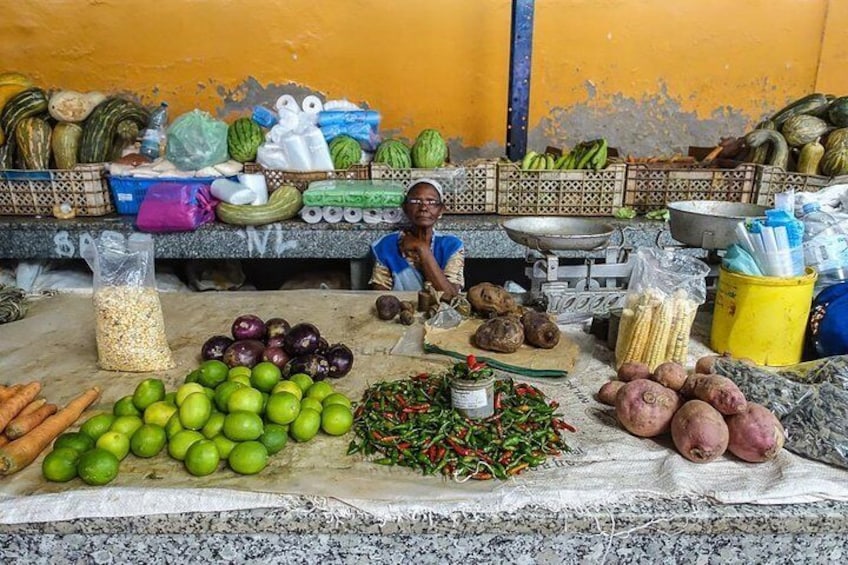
top-left (667, 201), bottom-right (768, 250)
top-left (501, 217), bottom-right (615, 251)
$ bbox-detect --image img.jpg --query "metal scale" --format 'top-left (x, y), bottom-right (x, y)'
top-left (501, 202), bottom-right (769, 315)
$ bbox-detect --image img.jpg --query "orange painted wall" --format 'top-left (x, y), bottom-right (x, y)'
top-left (1, 0), bottom-right (846, 156)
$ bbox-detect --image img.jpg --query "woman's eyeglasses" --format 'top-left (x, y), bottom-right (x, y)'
top-left (406, 198), bottom-right (442, 208)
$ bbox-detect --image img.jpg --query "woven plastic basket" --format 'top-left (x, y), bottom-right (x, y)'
top-left (108, 175), bottom-right (227, 215)
top-left (754, 165), bottom-right (831, 206)
top-left (0, 165), bottom-right (113, 216)
top-left (244, 163), bottom-right (370, 192)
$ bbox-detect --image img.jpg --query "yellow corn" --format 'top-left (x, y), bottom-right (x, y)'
top-left (623, 299), bottom-right (654, 364)
top-left (670, 299), bottom-right (696, 363)
top-left (615, 307), bottom-right (636, 368)
top-left (645, 297), bottom-right (675, 371)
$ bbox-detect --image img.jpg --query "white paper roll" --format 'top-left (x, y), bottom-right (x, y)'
top-left (301, 95), bottom-right (324, 115)
top-left (362, 208), bottom-right (382, 224)
top-left (381, 208), bottom-right (404, 224)
top-left (300, 206), bottom-right (323, 224)
top-left (322, 206), bottom-right (343, 223)
top-left (275, 94), bottom-right (298, 113)
top-left (343, 207), bottom-right (363, 223)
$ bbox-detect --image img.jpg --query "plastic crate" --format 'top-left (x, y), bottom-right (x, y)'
top-left (754, 165), bottom-right (831, 206)
top-left (243, 163), bottom-right (370, 192)
top-left (0, 165), bottom-right (113, 217)
top-left (108, 175), bottom-right (223, 215)
top-left (496, 162), bottom-right (626, 216)
top-left (370, 160), bottom-right (497, 214)
top-left (624, 161), bottom-right (756, 212)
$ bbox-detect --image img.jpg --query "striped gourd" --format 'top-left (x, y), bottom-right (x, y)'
top-left (0, 88), bottom-right (48, 138)
top-left (52, 122), bottom-right (84, 169)
top-left (79, 98), bottom-right (149, 163)
top-left (15, 116), bottom-right (52, 170)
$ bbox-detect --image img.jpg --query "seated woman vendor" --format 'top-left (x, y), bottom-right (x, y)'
top-left (369, 179), bottom-right (465, 299)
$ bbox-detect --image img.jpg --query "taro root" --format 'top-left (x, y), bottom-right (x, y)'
top-left (400, 300), bottom-right (416, 313)
top-left (376, 295), bottom-right (402, 320)
top-left (398, 310), bottom-right (415, 326)
top-left (521, 310), bottom-right (560, 349)
top-left (467, 282), bottom-right (517, 317)
top-left (473, 315), bottom-right (524, 353)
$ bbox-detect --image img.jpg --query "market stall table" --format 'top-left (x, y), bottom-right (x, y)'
top-left (1, 290), bottom-right (847, 562)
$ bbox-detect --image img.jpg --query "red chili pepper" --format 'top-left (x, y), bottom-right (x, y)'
top-left (466, 354), bottom-right (477, 367)
top-left (457, 427), bottom-right (469, 439)
top-left (466, 354), bottom-right (487, 372)
top-left (470, 471), bottom-right (493, 480)
top-left (354, 405), bottom-right (365, 419)
top-left (371, 430), bottom-right (384, 441)
top-left (413, 372), bottom-right (429, 381)
top-left (394, 393), bottom-right (407, 408)
top-left (494, 392), bottom-right (502, 410)
top-left (499, 451), bottom-right (513, 465)
top-left (446, 437), bottom-right (472, 456)
top-left (402, 403), bottom-right (430, 413)
top-left (507, 462), bottom-right (529, 476)
top-left (396, 442), bottom-right (411, 451)
top-left (476, 449), bottom-right (494, 464)
top-left (549, 401), bottom-right (559, 410)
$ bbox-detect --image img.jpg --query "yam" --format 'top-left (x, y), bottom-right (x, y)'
top-left (681, 373), bottom-right (748, 415)
top-left (726, 403), bottom-right (785, 463)
top-left (521, 311), bottom-right (561, 349)
top-left (651, 362), bottom-right (688, 391)
top-left (467, 282), bottom-right (517, 316)
top-left (375, 295), bottom-right (401, 320)
top-left (614, 380), bottom-right (682, 437)
top-left (617, 362), bottom-right (650, 382)
top-left (473, 316), bottom-right (524, 353)
top-left (671, 400), bottom-right (729, 463)
top-left (597, 380), bottom-right (626, 406)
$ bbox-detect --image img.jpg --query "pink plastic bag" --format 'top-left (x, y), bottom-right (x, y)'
top-left (135, 183), bottom-right (218, 233)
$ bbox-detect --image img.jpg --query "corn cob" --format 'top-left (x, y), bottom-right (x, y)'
top-left (670, 299), bottom-right (696, 363)
top-left (623, 298), bottom-right (655, 364)
top-left (645, 297), bottom-right (675, 371)
top-left (615, 307), bottom-right (636, 368)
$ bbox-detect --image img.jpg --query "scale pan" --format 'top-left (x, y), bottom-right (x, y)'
top-left (501, 217), bottom-right (615, 251)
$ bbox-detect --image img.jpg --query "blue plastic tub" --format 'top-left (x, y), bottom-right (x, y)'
top-left (108, 175), bottom-right (223, 215)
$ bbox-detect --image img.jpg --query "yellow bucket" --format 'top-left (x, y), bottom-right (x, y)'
top-left (711, 267), bottom-right (816, 366)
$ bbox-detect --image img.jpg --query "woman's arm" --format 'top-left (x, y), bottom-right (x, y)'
top-left (402, 238), bottom-right (460, 298)
top-left (369, 261), bottom-right (393, 291)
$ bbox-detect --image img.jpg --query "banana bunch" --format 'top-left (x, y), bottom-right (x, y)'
top-left (518, 138), bottom-right (609, 171)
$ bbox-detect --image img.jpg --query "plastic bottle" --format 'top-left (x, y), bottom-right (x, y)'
top-left (800, 202), bottom-right (848, 289)
top-left (139, 102), bottom-right (169, 160)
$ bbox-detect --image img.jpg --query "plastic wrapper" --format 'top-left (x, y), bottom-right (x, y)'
top-left (318, 110), bottom-right (381, 151)
top-left (135, 183), bottom-right (218, 233)
top-left (81, 232), bottom-right (175, 372)
top-left (302, 180), bottom-right (405, 208)
top-left (165, 110), bottom-right (229, 171)
top-left (615, 248), bottom-right (709, 370)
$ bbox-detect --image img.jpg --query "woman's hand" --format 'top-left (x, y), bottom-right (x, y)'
top-left (399, 232), bottom-right (428, 262)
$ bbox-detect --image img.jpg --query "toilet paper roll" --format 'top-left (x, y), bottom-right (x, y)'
top-left (381, 208), bottom-right (404, 224)
top-left (343, 207), bottom-right (363, 223)
top-left (322, 206), bottom-right (343, 223)
top-left (362, 208), bottom-right (382, 224)
top-left (275, 94), bottom-right (298, 113)
top-left (301, 95), bottom-right (324, 115)
top-left (300, 206), bottom-right (323, 224)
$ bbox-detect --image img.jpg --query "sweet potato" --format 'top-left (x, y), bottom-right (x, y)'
top-left (651, 362), bottom-right (688, 391)
top-left (614, 380), bottom-right (681, 437)
top-left (680, 373), bottom-right (748, 415)
top-left (671, 399), bottom-right (729, 463)
top-left (694, 355), bottom-right (719, 375)
top-left (473, 316), bottom-right (524, 353)
top-left (467, 282), bottom-right (517, 316)
top-left (726, 403), bottom-right (785, 463)
top-left (597, 380), bottom-right (626, 406)
top-left (521, 311), bottom-right (560, 349)
top-left (617, 362), bottom-right (650, 382)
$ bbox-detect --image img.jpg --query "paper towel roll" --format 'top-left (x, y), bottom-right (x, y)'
top-left (300, 206), bottom-right (323, 224)
top-left (343, 207), bottom-right (363, 223)
top-left (322, 206), bottom-right (343, 223)
top-left (362, 208), bottom-right (382, 224)
top-left (301, 95), bottom-right (324, 115)
top-left (275, 94), bottom-right (298, 113)
top-left (381, 208), bottom-right (404, 224)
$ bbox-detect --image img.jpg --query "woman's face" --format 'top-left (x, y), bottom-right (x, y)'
top-left (403, 183), bottom-right (444, 228)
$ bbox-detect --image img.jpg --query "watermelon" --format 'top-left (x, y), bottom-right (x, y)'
top-left (228, 118), bottom-right (264, 162)
top-left (411, 129), bottom-right (447, 168)
top-left (373, 139), bottom-right (411, 168)
top-left (329, 135), bottom-right (362, 169)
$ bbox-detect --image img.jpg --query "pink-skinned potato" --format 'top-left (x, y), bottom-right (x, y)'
top-left (597, 380), bottom-right (626, 406)
top-left (671, 399), bottom-right (729, 463)
top-left (617, 362), bottom-right (651, 383)
top-left (726, 403), bottom-right (785, 463)
top-left (680, 373), bottom-right (748, 415)
top-left (614, 379), bottom-right (681, 437)
top-left (651, 362), bottom-right (688, 391)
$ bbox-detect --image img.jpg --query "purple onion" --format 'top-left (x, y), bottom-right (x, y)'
top-left (231, 314), bottom-right (267, 341)
top-left (283, 323), bottom-right (321, 357)
top-left (325, 343), bottom-right (354, 379)
top-left (201, 335), bottom-right (234, 361)
top-left (222, 339), bottom-right (265, 368)
top-left (265, 318), bottom-right (290, 340)
top-left (285, 354), bottom-right (329, 381)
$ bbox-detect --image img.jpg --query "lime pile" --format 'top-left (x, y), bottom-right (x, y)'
top-left (41, 359), bottom-right (354, 485)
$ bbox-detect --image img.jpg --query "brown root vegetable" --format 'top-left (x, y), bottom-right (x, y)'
top-left (694, 355), bottom-right (720, 375)
top-left (617, 362), bottom-right (650, 382)
top-left (473, 316), bottom-right (524, 353)
top-left (521, 311), bottom-right (561, 349)
top-left (651, 362), bottom-right (688, 391)
top-left (614, 380), bottom-right (682, 437)
top-left (467, 282), bottom-right (517, 316)
top-left (680, 373), bottom-right (748, 415)
top-left (375, 295), bottom-right (402, 320)
top-left (398, 310), bottom-right (415, 326)
top-left (726, 403), bottom-right (785, 463)
top-left (671, 399), bottom-right (729, 463)
top-left (597, 380), bottom-right (626, 406)
top-left (400, 300), bottom-right (416, 313)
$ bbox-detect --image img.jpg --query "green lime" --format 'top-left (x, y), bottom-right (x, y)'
top-left (175, 383), bottom-right (205, 407)
top-left (42, 447), bottom-right (80, 482)
top-left (179, 392), bottom-right (212, 430)
top-left (164, 412), bottom-right (184, 440)
top-left (79, 413), bottom-right (116, 442)
top-left (184, 439), bottom-right (221, 477)
top-left (290, 408), bottom-right (321, 442)
top-left (305, 381), bottom-right (334, 403)
top-left (227, 386), bottom-right (264, 414)
top-left (214, 381), bottom-right (243, 413)
top-left (163, 391), bottom-right (177, 406)
top-left (250, 361), bottom-right (282, 393)
top-left (77, 448), bottom-right (120, 486)
top-left (184, 369), bottom-right (201, 384)
top-left (322, 393), bottom-right (352, 409)
top-left (222, 411), bottom-right (264, 442)
top-left (321, 404), bottom-right (353, 436)
top-left (113, 395), bottom-right (141, 418)
top-left (110, 415), bottom-right (143, 437)
top-left (203, 386), bottom-right (216, 401)
top-left (265, 392), bottom-right (301, 426)
top-left (167, 430), bottom-right (204, 461)
top-left (212, 434), bottom-right (237, 460)
top-left (144, 400), bottom-right (178, 428)
top-left (198, 360), bottom-right (229, 389)
top-left (96, 431), bottom-right (130, 461)
top-left (228, 441), bottom-right (268, 475)
top-left (130, 424), bottom-right (167, 458)
top-left (132, 378), bottom-right (166, 411)
top-left (259, 423), bottom-right (288, 455)
top-left (228, 366), bottom-right (252, 380)
top-left (201, 412), bottom-right (226, 439)
top-left (288, 373), bottom-right (314, 394)
top-left (229, 374), bottom-right (251, 387)
top-left (271, 380), bottom-right (303, 401)
top-left (53, 431), bottom-right (95, 454)
top-left (300, 397), bottom-right (323, 414)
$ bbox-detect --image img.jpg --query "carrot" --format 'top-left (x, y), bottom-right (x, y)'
top-left (0, 386), bottom-right (101, 475)
top-left (0, 384), bottom-right (23, 404)
top-left (18, 398), bottom-right (47, 417)
top-left (0, 382), bottom-right (41, 433)
top-left (5, 403), bottom-right (58, 440)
